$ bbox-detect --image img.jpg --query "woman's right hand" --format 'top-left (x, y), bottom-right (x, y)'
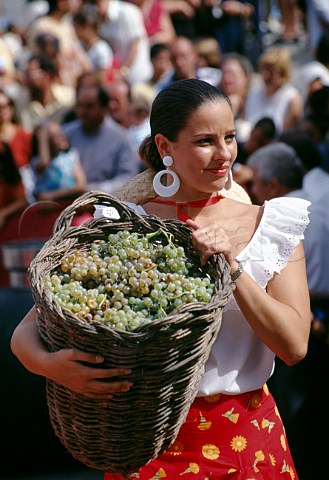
top-left (10, 306), bottom-right (133, 399)
top-left (42, 348), bottom-right (133, 399)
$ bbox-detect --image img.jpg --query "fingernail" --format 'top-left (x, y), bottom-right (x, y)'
top-left (95, 355), bottom-right (104, 362)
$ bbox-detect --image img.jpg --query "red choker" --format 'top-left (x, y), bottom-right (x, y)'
top-left (150, 195), bottom-right (224, 222)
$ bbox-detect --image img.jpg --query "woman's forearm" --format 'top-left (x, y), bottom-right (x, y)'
top-left (10, 305), bottom-right (51, 377)
top-left (233, 244), bottom-right (311, 365)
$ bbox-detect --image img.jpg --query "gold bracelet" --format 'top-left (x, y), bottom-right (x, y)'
top-left (231, 259), bottom-right (244, 282)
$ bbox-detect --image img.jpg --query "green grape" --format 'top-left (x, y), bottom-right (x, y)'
top-left (46, 227), bottom-right (215, 332)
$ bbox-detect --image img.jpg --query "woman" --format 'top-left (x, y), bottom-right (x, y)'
top-left (219, 52), bottom-right (254, 142)
top-left (244, 47), bottom-right (303, 134)
top-left (219, 53), bottom-right (253, 121)
top-left (11, 79), bottom-right (311, 479)
top-left (0, 90), bottom-right (32, 169)
top-left (0, 140), bottom-right (28, 287)
top-left (31, 120), bottom-right (86, 203)
top-left (0, 141), bottom-right (27, 230)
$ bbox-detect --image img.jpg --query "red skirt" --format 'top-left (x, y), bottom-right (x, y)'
top-left (104, 385), bottom-right (298, 480)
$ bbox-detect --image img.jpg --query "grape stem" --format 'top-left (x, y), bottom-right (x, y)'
top-left (146, 228), bottom-right (174, 246)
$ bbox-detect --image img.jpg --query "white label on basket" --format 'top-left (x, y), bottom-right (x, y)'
top-left (93, 205), bottom-right (120, 220)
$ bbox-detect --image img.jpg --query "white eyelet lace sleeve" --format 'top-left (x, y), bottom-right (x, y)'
top-left (224, 197), bottom-right (311, 312)
top-left (238, 197), bottom-right (311, 289)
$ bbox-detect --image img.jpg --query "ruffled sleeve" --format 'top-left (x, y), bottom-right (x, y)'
top-left (237, 197), bottom-right (311, 289)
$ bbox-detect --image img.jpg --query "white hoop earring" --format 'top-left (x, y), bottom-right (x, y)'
top-left (225, 170), bottom-right (233, 190)
top-left (152, 155), bottom-right (181, 197)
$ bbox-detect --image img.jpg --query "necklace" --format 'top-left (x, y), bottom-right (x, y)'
top-left (150, 195), bottom-right (224, 222)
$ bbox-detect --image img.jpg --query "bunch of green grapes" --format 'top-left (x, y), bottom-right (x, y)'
top-left (45, 228), bottom-right (215, 332)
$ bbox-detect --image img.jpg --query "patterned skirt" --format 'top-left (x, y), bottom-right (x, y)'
top-left (104, 385), bottom-right (298, 480)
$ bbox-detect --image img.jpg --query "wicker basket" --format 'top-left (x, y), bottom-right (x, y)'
top-left (30, 191), bottom-right (234, 478)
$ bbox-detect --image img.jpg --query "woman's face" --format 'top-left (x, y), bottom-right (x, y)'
top-left (220, 59), bottom-right (249, 96)
top-left (259, 63), bottom-right (283, 90)
top-left (48, 123), bottom-right (69, 153)
top-left (164, 100), bottom-right (237, 198)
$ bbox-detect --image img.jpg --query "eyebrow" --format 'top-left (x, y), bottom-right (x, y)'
top-left (192, 129), bottom-right (237, 137)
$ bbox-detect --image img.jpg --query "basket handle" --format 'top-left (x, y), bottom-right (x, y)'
top-left (53, 190), bottom-right (148, 234)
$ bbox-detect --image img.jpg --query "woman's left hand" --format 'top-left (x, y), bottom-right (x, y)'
top-left (186, 219), bottom-right (234, 267)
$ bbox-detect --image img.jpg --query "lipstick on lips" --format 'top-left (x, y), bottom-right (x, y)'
top-left (206, 165), bottom-right (229, 177)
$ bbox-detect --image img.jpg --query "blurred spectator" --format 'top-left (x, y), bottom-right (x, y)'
top-left (63, 82), bottom-right (142, 194)
top-left (246, 141), bottom-right (304, 204)
top-left (106, 77), bottom-right (131, 128)
top-left (125, 97), bottom-right (150, 152)
top-left (193, 35), bottom-right (222, 85)
top-left (34, 32), bottom-right (61, 83)
top-left (126, 0), bottom-right (176, 46)
top-left (233, 116), bottom-right (277, 193)
top-left (293, 60), bottom-right (329, 114)
top-left (274, 0), bottom-right (301, 45)
top-left (201, 0), bottom-right (256, 56)
top-left (60, 70), bottom-right (104, 124)
top-left (73, 7), bottom-right (114, 85)
top-left (305, 0), bottom-right (329, 53)
top-left (25, 0), bottom-right (92, 87)
top-left (161, 35), bottom-right (221, 88)
top-left (90, 0), bottom-right (153, 86)
top-left (0, 140), bottom-right (27, 232)
top-left (306, 85), bottom-right (329, 171)
top-left (314, 30), bottom-right (329, 70)
top-left (219, 52), bottom-right (253, 140)
top-left (279, 127), bottom-right (322, 174)
top-left (105, 77), bottom-right (151, 153)
top-left (0, 90), bottom-right (32, 169)
top-left (137, 43), bottom-right (173, 101)
top-left (31, 120), bottom-right (86, 202)
top-left (236, 116), bottom-right (277, 165)
top-left (0, 36), bottom-right (15, 78)
top-left (194, 35), bottom-right (222, 70)
top-left (15, 53), bottom-right (75, 132)
top-left (147, 42), bottom-right (173, 93)
top-left (244, 46), bottom-right (303, 134)
top-left (127, 42), bottom-right (173, 108)
top-left (0, 35), bottom-right (20, 98)
top-left (0, 140), bottom-right (27, 287)
top-left (163, 0), bottom-right (202, 38)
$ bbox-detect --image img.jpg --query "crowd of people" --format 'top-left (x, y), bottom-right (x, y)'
top-left (1, 1), bottom-right (329, 479)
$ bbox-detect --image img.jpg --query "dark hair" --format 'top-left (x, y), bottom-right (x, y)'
top-left (46, 0), bottom-right (59, 14)
top-left (315, 31), bottom-right (329, 67)
top-left (36, 33), bottom-right (60, 52)
top-left (254, 117), bottom-right (276, 140)
top-left (279, 128), bottom-right (322, 170)
top-left (247, 142), bottom-right (304, 190)
top-left (139, 79), bottom-right (232, 171)
top-left (76, 83), bottom-right (109, 107)
top-left (0, 142), bottom-right (22, 185)
top-left (307, 86), bottom-right (329, 136)
top-left (28, 54), bottom-right (57, 77)
top-left (73, 8), bottom-right (98, 29)
top-left (150, 43), bottom-right (170, 60)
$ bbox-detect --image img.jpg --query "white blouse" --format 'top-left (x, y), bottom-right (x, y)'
top-left (95, 197), bottom-right (310, 395)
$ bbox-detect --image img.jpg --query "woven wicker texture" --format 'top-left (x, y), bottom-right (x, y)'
top-left (30, 191), bottom-right (234, 478)
top-left (113, 168), bottom-right (252, 205)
